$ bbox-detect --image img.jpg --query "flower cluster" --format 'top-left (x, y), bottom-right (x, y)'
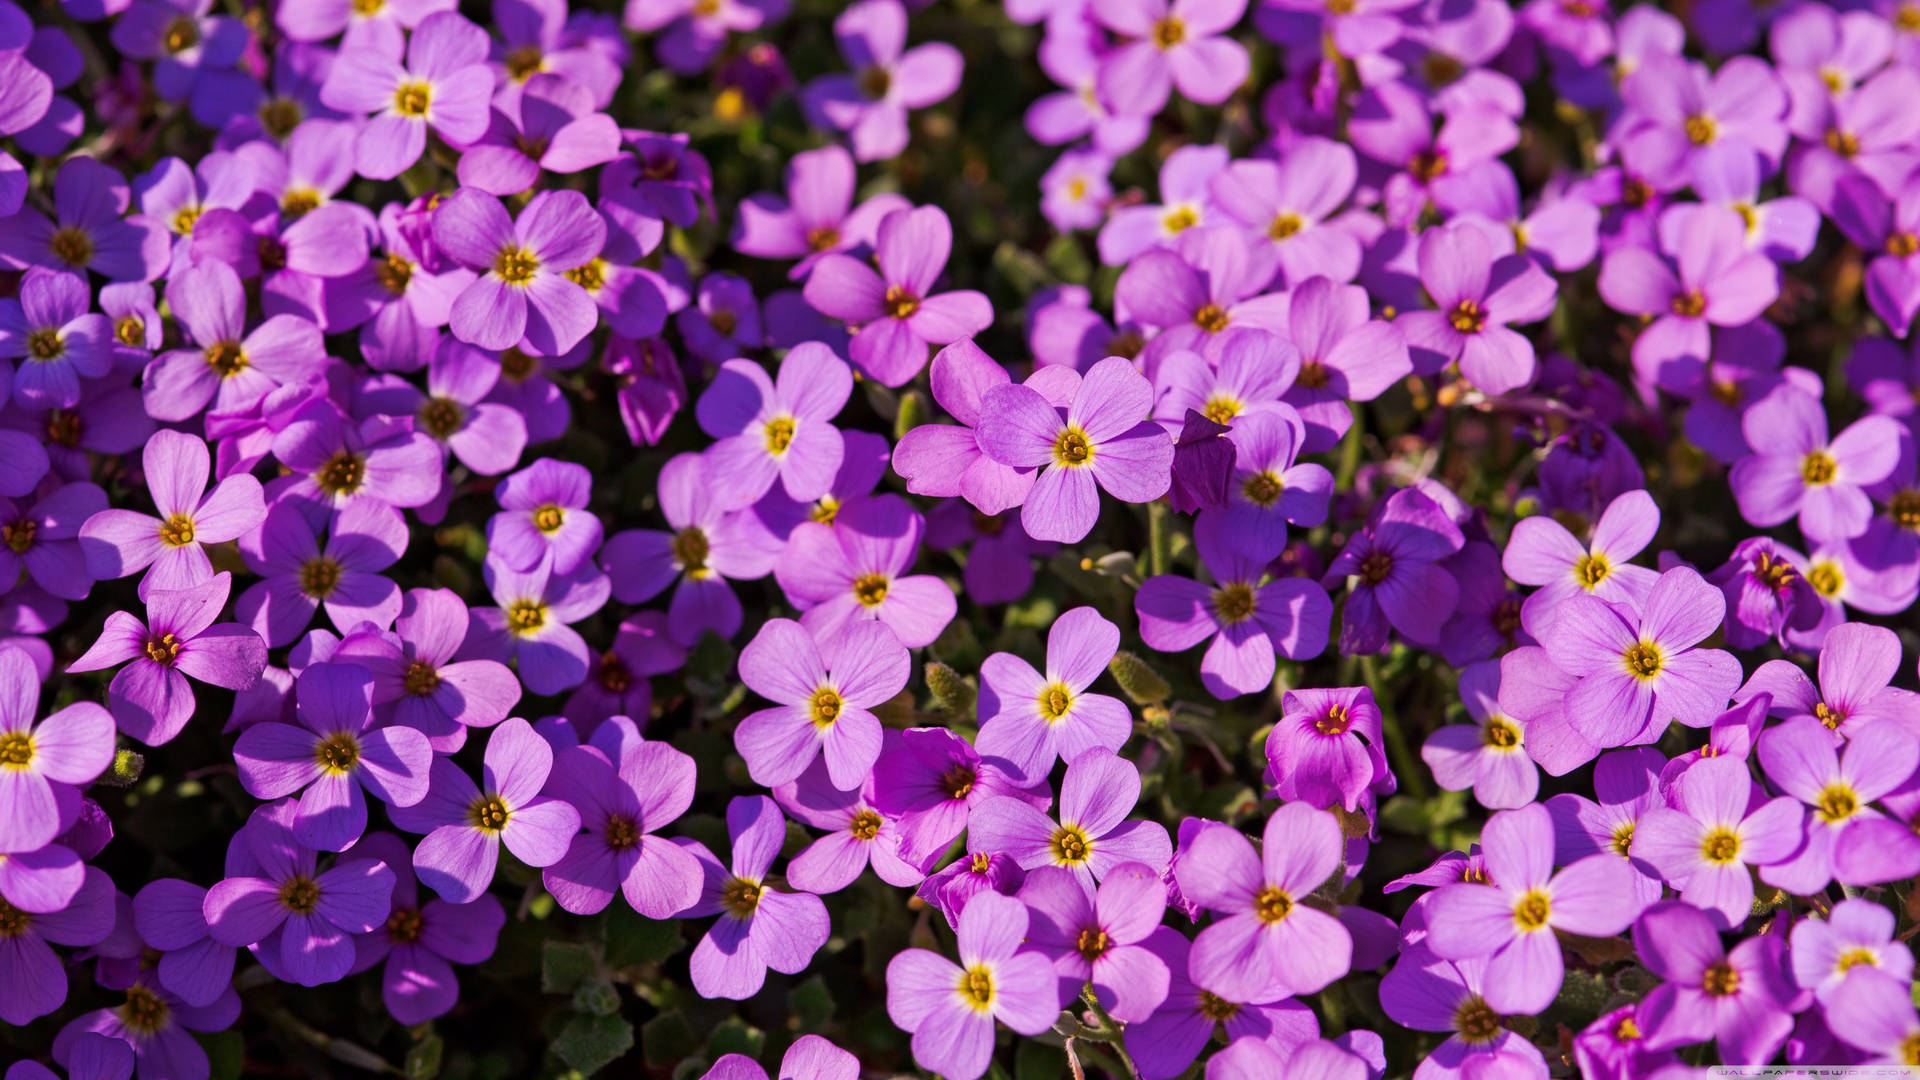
top-left (4, 0), bottom-right (1920, 1077)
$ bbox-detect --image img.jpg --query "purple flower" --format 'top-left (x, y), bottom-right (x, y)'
top-left (625, 0), bottom-right (786, 77)
top-left (66, 572), bottom-right (267, 746)
top-left (1618, 55), bottom-right (1789, 181)
top-left (1150, 332), bottom-right (1296, 435)
top-left (433, 187), bottom-right (606, 355)
top-left (968, 748), bottom-right (1172, 889)
top-left (976, 606), bottom-right (1130, 783)
top-left (0, 156), bottom-right (168, 281)
top-left (695, 342), bottom-right (852, 507)
top-left (0, 268), bottom-right (111, 410)
top-left (466, 556), bottom-right (610, 696)
top-left (1738, 622), bottom-right (1920, 739)
top-left (1209, 407), bottom-right (1332, 562)
top-left (1597, 206), bottom-right (1780, 388)
top-left (343, 832), bottom-right (505, 1025)
top-left (684, 795), bottom-right (830, 1000)
top-left (1397, 223), bottom-right (1557, 394)
top-left (109, 0), bottom-right (248, 116)
top-left (1542, 565), bottom-right (1743, 747)
top-left (487, 457), bottom-right (602, 575)
top-left (1378, 945), bottom-right (1549, 1080)
top-left (1124, 925), bottom-right (1320, 1080)
top-left (1017, 862), bottom-right (1170, 1021)
top-left (140, 261), bottom-right (325, 423)
top-left (892, 340), bottom-right (1042, 514)
top-left (332, 587), bottom-right (522, 752)
top-left (542, 720), bottom-right (703, 918)
top-left (456, 73), bottom-right (619, 196)
top-left (0, 865), bottom-right (111, 1023)
top-left (1502, 488), bottom-right (1660, 638)
top-left (699, 1037), bottom-right (856, 1080)
top-left (1322, 487), bottom-right (1465, 654)
top-left (1209, 139), bottom-right (1362, 287)
top-left (388, 718), bottom-right (581, 903)
top-left (235, 500), bottom-right (406, 648)
top-left (1175, 802), bottom-right (1351, 1002)
top-left (1730, 383), bottom-right (1903, 542)
top-left (1264, 686), bottom-right (1388, 812)
top-left (734, 145), bottom-right (909, 278)
top-left (1089, 0), bottom-right (1250, 116)
top-left (776, 755), bottom-right (928, 893)
top-left (772, 493), bottom-right (956, 649)
top-left (1421, 661), bottom-right (1539, 810)
top-left (1705, 536), bottom-right (1823, 651)
top-left (598, 451), bottom-right (776, 645)
top-left (884, 891), bottom-right (1058, 1080)
top-left (319, 11), bottom-right (493, 179)
top-left (871, 727), bottom-right (1047, 858)
top-left (1542, 747), bottom-right (1668, 909)
top-left (270, 400), bottom-right (443, 525)
top-left (1633, 755), bottom-right (1805, 928)
top-left (977, 356), bottom-right (1173, 543)
top-left (202, 799), bottom-right (396, 986)
top-left (1755, 716), bottom-right (1919, 894)
top-left (803, 206), bottom-right (991, 386)
top-left (361, 339), bottom-right (530, 479)
top-left (563, 612), bottom-right (685, 730)
top-left (1425, 803), bottom-right (1643, 1014)
top-left (735, 618), bottom-right (907, 790)
top-left (1790, 897), bottom-right (1913, 1006)
top-left (1137, 512), bottom-right (1331, 698)
top-left (1630, 900), bottom-right (1795, 1065)
top-left (232, 662), bottom-right (433, 852)
top-left (0, 650), bottom-right (113, 854)
top-left (803, 0), bottom-right (961, 162)
top-left (129, 878), bottom-right (235, 1007)
top-left (79, 429), bottom-right (264, 600)
top-left (53, 981), bottom-right (233, 1080)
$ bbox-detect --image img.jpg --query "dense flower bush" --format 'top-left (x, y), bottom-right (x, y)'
top-left (6, 0), bottom-right (1920, 1077)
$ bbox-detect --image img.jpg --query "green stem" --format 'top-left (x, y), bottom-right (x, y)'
top-left (1147, 500), bottom-right (1171, 579)
top-left (1337, 403), bottom-right (1365, 491)
top-left (1079, 987), bottom-right (1141, 1078)
top-left (1362, 656), bottom-right (1428, 801)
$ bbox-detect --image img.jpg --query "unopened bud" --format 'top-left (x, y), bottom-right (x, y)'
top-left (894, 390), bottom-right (929, 440)
top-left (1108, 651), bottom-right (1170, 706)
top-left (924, 661), bottom-right (976, 718)
top-left (102, 749), bottom-right (144, 788)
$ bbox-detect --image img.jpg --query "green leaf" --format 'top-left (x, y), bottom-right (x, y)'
top-left (789, 975), bottom-right (836, 1028)
top-left (572, 978), bottom-right (622, 1017)
top-left (196, 1030), bottom-right (245, 1080)
top-left (707, 1018), bottom-right (764, 1060)
top-left (641, 1011), bottom-right (699, 1069)
top-left (1015, 1039), bottom-right (1066, 1080)
top-left (541, 940), bottom-right (602, 995)
top-left (552, 1013), bottom-right (634, 1077)
top-left (605, 906), bottom-right (685, 968)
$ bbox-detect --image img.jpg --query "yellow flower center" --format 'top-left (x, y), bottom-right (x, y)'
top-left (1512, 889), bottom-right (1551, 931)
top-left (1316, 704), bottom-right (1352, 736)
top-left (120, 984), bottom-right (171, 1038)
top-left (1837, 947), bottom-right (1880, 973)
top-left (957, 965), bottom-right (995, 1010)
top-left (504, 45), bottom-right (544, 81)
top-left (1574, 552), bottom-right (1610, 588)
top-left (0, 732), bottom-right (34, 769)
top-left (468, 795), bottom-right (510, 832)
top-left (721, 876), bottom-right (762, 918)
top-left (852, 572), bottom-right (889, 607)
top-left (1816, 783), bottom-right (1859, 824)
top-left (1623, 641), bottom-right (1662, 680)
top-left (1269, 212), bottom-right (1304, 240)
top-left (316, 452), bottom-right (366, 496)
top-left (1610, 822), bottom-right (1634, 857)
top-left (1453, 997), bottom-right (1502, 1044)
top-left (809, 686), bottom-right (843, 728)
top-left (565, 259), bottom-right (605, 293)
top-left (763, 416), bottom-right (796, 455)
top-left (1482, 715), bottom-right (1521, 749)
top-left (1212, 582), bottom-right (1256, 624)
top-left (1448, 299), bottom-right (1486, 334)
top-left (300, 556), bottom-right (342, 599)
top-left (206, 340), bottom-right (248, 377)
top-left (49, 226), bottom-right (93, 267)
top-left (849, 809), bottom-right (882, 841)
top-left (1075, 926), bottom-right (1110, 960)
top-left (1162, 206), bottom-right (1197, 233)
top-left (376, 253), bottom-right (413, 295)
top-left (158, 514), bottom-right (196, 547)
top-left (1702, 961), bottom-right (1740, 996)
top-left (278, 875), bottom-right (321, 914)
top-left (1254, 885), bottom-right (1293, 924)
top-left (533, 505), bottom-right (566, 533)
top-left (314, 731), bottom-right (360, 773)
top-left (163, 16), bottom-right (198, 52)
top-left (1684, 114), bottom-right (1717, 145)
top-left (1038, 683), bottom-right (1073, 721)
top-left (1193, 303), bottom-right (1230, 333)
top-left (1051, 824), bottom-right (1092, 864)
top-left (506, 600), bottom-right (546, 636)
top-left (494, 245), bottom-right (540, 285)
top-left (1151, 15), bottom-right (1186, 47)
top-left (1801, 450), bottom-right (1837, 485)
top-left (940, 764), bottom-right (976, 800)
top-left (1053, 426), bottom-right (1095, 467)
top-left (883, 285), bottom-right (920, 320)
top-left (393, 81), bottom-right (432, 118)
top-left (1701, 827), bottom-right (1741, 864)
top-left (144, 633), bottom-right (182, 665)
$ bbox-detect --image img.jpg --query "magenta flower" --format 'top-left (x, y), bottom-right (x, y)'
top-left (1378, 945), bottom-right (1549, 1080)
top-left (734, 145), bottom-right (910, 278)
top-left (1597, 206), bottom-right (1779, 387)
top-left (1825, 969), bottom-right (1920, 1064)
top-left (1137, 513), bottom-right (1331, 698)
top-left (1425, 803), bottom-right (1643, 1014)
top-left (773, 493), bottom-right (957, 649)
top-left (388, 718), bottom-right (581, 903)
top-left (1632, 755), bottom-right (1805, 928)
top-left (1542, 565), bottom-right (1743, 747)
top-left (433, 187), bottom-right (605, 355)
top-left (128, 878), bottom-right (235, 1007)
top-left (735, 618), bottom-right (907, 791)
top-left (66, 572), bottom-right (267, 746)
top-left (1264, 686), bottom-right (1388, 811)
top-left (202, 799), bottom-right (395, 987)
top-left (803, 206), bottom-right (991, 386)
top-left (1421, 661), bottom-right (1539, 811)
top-left (1755, 716), bottom-right (1919, 894)
top-left (1790, 897), bottom-right (1913, 1006)
top-left (0, 156), bottom-right (167, 282)
top-left (698, 1037), bottom-right (858, 1080)
top-left (0, 866), bottom-right (111, 1024)
top-left (1124, 926), bottom-right (1320, 1080)
top-left (234, 499), bottom-right (406, 648)
top-left (1090, 0), bottom-right (1250, 116)
top-left (360, 339), bottom-right (530, 479)
top-left (1737, 622), bottom-right (1920, 739)
top-left (78, 429), bottom-right (264, 601)
top-left (456, 73), bottom-right (619, 196)
top-left (977, 356), bottom-right (1173, 543)
top-left (332, 587), bottom-right (522, 752)
top-left (1276, 276), bottom-right (1411, 452)
top-left (1729, 383), bottom-right (1902, 542)
top-left (802, 0), bottom-right (962, 162)
top-left (1175, 802), bottom-right (1352, 1002)
top-left (1209, 139), bottom-right (1362, 287)
top-left (232, 662), bottom-right (433, 852)
top-left (891, 340), bottom-right (1038, 514)
top-left (1321, 487), bottom-right (1465, 654)
top-left (140, 261), bottom-right (325, 423)
top-left (542, 721), bottom-right (703, 918)
top-left (1630, 900), bottom-right (1795, 1065)
top-left (871, 727), bottom-right (1048, 858)
top-left (466, 556), bottom-right (611, 696)
top-left (968, 748), bottom-right (1172, 889)
top-left (0, 649), bottom-right (113, 854)
top-left (1502, 488), bottom-right (1660, 638)
top-left (1542, 747), bottom-right (1668, 908)
top-left (975, 606), bottom-right (1130, 783)
top-left (0, 268), bottom-right (112, 410)
top-left (1397, 223), bottom-right (1556, 394)
top-left (486, 457), bottom-right (601, 576)
top-left (1017, 862), bottom-right (1169, 1021)
top-left (684, 796), bottom-right (830, 1000)
top-left (319, 11), bottom-right (493, 179)
top-left (884, 891), bottom-right (1059, 1080)
top-left (340, 832), bottom-right (505, 1025)
top-left (1619, 54), bottom-right (1788, 181)
top-left (696, 342), bottom-right (852, 508)
top-left (775, 756), bottom-right (928, 893)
